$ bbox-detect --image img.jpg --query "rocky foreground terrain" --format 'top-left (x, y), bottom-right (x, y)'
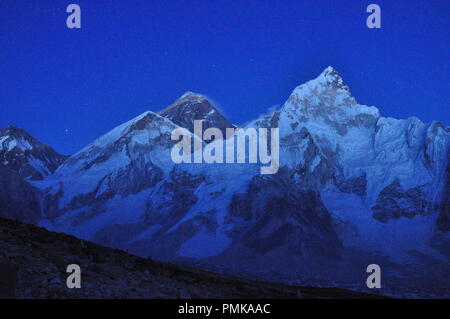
top-left (0, 217), bottom-right (383, 299)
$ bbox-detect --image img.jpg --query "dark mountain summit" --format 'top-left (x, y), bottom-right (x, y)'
top-left (0, 126), bottom-right (67, 223)
top-left (0, 125), bottom-right (67, 180)
top-left (158, 92), bottom-right (235, 137)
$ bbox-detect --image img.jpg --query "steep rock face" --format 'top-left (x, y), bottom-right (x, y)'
top-left (371, 180), bottom-right (431, 222)
top-left (0, 126), bottom-right (67, 180)
top-left (370, 118), bottom-right (449, 212)
top-left (0, 126), bottom-right (66, 222)
top-left (224, 169), bottom-right (341, 258)
top-left (158, 92), bottom-right (235, 137)
top-left (0, 166), bottom-right (40, 223)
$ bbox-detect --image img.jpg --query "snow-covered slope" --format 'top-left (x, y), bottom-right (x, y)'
top-left (36, 111), bottom-right (202, 218)
top-left (26, 67), bottom-right (450, 297)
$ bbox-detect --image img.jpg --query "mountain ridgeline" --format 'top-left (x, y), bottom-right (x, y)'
top-left (0, 126), bottom-right (67, 223)
top-left (1, 67), bottom-right (449, 297)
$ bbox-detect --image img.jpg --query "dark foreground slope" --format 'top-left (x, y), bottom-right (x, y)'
top-left (0, 217), bottom-right (384, 299)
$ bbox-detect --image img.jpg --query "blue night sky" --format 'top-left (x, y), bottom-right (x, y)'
top-left (1, 0), bottom-right (449, 155)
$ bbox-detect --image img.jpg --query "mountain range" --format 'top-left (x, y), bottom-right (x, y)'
top-left (1, 67), bottom-right (449, 297)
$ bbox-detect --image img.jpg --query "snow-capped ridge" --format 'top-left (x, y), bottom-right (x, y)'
top-left (275, 67), bottom-right (379, 143)
top-left (0, 125), bottom-right (67, 180)
top-left (316, 66), bottom-right (347, 87)
top-left (0, 125), bottom-right (43, 152)
top-left (179, 91), bottom-right (207, 101)
top-left (71, 110), bottom-right (166, 154)
top-left (159, 91), bottom-right (210, 114)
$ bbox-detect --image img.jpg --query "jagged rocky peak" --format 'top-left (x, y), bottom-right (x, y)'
top-left (158, 91), bottom-right (235, 136)
top-left (2, 125), bottom-right (28, 135)
top-left (278, 67), bottom-right (379, 139)
top-left (315, 66), bottom-right (350, 90)
top-left (0, 125), bottom-right (40, 151)
top-left (286, 66), bottom-right (359, 108)
top-left (0, 125), bottom-right (67, 180)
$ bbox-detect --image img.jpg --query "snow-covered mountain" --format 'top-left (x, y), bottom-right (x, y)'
top-left (249, 66), bottom-right (449, 228)
top-left (4, 67), bottom-right (449, 297)
top-left (0, 126), bottom-right (67, 223)
top-left (0, 126), bottom-right (67, 180)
